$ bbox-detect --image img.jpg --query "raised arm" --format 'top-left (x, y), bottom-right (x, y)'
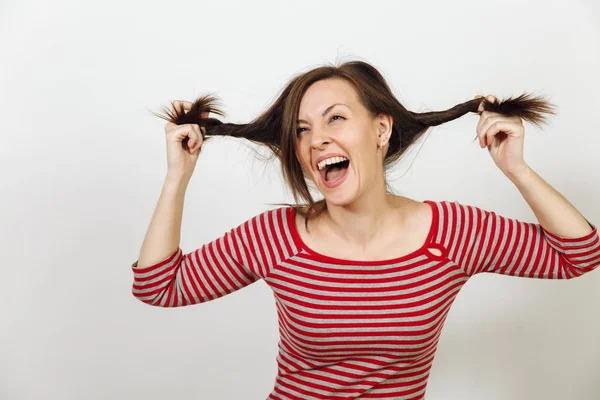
top-left (131, 101), bottom-right (265, 307)
top-left (441, 200), bottom-right (599, 279)
top-left (131, 214), bottom-right (263, 307)
top-left (130, 170), bottom-right (290, 307)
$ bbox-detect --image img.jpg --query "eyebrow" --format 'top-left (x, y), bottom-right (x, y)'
top-left (297, 103), bottom-right (349, 124)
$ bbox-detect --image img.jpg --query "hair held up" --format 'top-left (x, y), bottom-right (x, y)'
top-left (151, 60), bottom-right (556, 225)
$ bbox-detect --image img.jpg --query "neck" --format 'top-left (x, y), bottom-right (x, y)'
top-left (322, 177), bottom-right (402, 250)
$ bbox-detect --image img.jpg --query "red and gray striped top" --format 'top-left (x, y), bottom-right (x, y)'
top-left (131, 200), bottom-right (600, 400)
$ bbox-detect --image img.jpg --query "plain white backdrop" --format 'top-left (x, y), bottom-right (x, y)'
top-left (1, 0), bottom-right (599, 399)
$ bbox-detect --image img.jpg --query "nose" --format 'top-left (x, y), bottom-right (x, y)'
top-left (310, 125), bottom-right (331, 149)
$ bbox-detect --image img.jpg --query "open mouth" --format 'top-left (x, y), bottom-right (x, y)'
top-left (318, 159), bottom-right (350, 187)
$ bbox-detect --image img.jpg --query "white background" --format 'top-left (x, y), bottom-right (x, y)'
top-left (1, 0), bottom-right (599, 399)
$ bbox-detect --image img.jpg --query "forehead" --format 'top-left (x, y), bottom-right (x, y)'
top-left (298, 78), bottom-right (359, 114)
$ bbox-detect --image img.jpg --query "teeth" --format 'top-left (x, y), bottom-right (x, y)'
top-left (317, 156), bottom-right (349, 171)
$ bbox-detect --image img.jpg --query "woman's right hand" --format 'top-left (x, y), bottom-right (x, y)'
top-left (164, 100), bottom-right (208, 179)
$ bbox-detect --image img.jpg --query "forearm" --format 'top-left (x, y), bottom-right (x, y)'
top-left (507, 165), bottom-right (594, 238)
top-left (136, 173), bottom-right (189, 268)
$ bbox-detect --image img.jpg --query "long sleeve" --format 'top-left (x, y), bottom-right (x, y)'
top-left (439, 200), bottom-right (600, 279)
top-left (131, 217), bottom-right (264, 307)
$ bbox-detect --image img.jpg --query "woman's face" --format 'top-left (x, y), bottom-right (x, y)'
top-left (295, 78), bottom-right (392, 206)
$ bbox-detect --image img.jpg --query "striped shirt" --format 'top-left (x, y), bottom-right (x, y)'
top-left (131, 200), bottom-right (600, 400)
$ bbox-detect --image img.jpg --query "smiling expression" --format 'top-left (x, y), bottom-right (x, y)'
top-left (295, 78), bottom-right (393, 205)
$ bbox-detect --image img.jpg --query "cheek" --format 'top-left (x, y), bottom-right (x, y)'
top-left (296, 140), bottom-right (311, 168)
top-left (295, 154), bottom-right (309, 174)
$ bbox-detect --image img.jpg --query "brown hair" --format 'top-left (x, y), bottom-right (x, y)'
top-left (151, 60), bottom-right (555, 230)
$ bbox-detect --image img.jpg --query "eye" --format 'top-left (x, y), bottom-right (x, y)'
top-left (296, 115), bottom-right (344, 135)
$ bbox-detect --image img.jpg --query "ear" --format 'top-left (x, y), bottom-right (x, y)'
top-left (376, 113), bottom-right (393, 146)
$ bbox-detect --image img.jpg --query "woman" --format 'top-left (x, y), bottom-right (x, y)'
top-left (131, 60), bottom-right (599, 400)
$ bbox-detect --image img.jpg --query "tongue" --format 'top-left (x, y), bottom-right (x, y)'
top-left (325, 164), bottom-right (347, 182)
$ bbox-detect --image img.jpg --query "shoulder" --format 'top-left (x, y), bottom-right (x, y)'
top-left (422, 198), bottom-right (478, 217)
top-left (231, 206), bottom-right (303, 266)
top-left (424, 199), bottom-right (502, 239)
top-left (234, 206), bottom-right (302, 248)
top-left (412, 198), bottom-right (485, 234)
top-left (237, 206), bottom-right (293, 233)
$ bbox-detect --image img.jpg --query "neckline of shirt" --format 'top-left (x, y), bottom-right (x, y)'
top-left (285, 199), bottom-right (441, 265)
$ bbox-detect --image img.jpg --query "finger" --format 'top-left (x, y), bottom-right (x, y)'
top-left (484, 121), bottom-right (519, 146)
top-left (476, 112), bottom-right (487, 138)
top-left (172, 100), bottom-right (192, 109)
top-left (172, 100), bottom-right (193, 113)
top-left (477, 97), bottom-right (494, 113)
top-left (486, 94), bottom-right (499, 104)
top-left (477, 94), bottom-right (500, 114)
top-left (477, 101), bottom-right (485, 114)
top-left (167, 124), bottom-right (189, 141)
top-left (168, 124), bottom-right (197, 143)
top-left (480, 116), bottom-right (510, 147)
top-left (189, 124), bottom-right (204, 148)
top-left (164, 121), bottom-right (178, 132)
top-left (172, 100), bottom-right (210, 121)
top-left (481, 116), bottom-right (522, 137)
top-left (509, 115), bottom-right (523, 125)
top-left (477, 114), bottom-right (503, 137)
top-left (476, 112), bottom-right (487, 146)
top-left (476, 111), bottom-right (499, 148)
top-left (476, 111), bottom-right (497, 138)
top-left (477, 111), bottom-right (520, 132)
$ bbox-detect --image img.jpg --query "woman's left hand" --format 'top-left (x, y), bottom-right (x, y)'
top-left (475, 94), bottom-right (529, 177)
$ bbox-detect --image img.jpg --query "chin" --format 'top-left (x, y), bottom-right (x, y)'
top-left (324, 196), bottom-right (355, 207)
top-left (320, 184), bottom-right (360, 207)
top-left (313, 167), bottom-right (361, 206)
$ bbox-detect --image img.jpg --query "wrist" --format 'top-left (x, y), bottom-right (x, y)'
top-left (505, 163), bottom-right (533, 185)
top-left (164, 172), bottom-right (190, 189)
